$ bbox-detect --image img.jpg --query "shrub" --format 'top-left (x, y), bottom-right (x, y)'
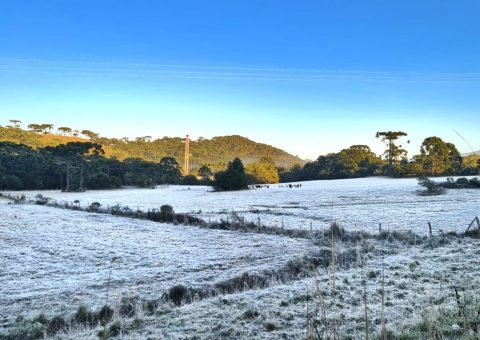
top-left (326, 222), bottom-right (345, 238)
top-left (409, 260), bottom-right (420, 272)
top-left (32, 313), bottom-right (48, 325)
top-left (89, 202), bottom-right (101, 211)
top-left (143, 299), bottom-right (158, 316)
top-left (243, 307), bottom-right (260, 319)
top-left (47, 316), bottom-right (66, 336)
top-left (469, 177), bottom-right (480, 188)
top-left (455, 177), bottom-right (470, 187)
top-left (131, 317), bottom-right (144, 330)
top-left (119, 297), bottom-right (137, 317)
top-left (0, 317), bottom-right (48, 340)
top-left (0, 320), bottom-right (46, 340)
top-left (74, 305), bottom-right (98, 326)
top-left (97, 321), bottom-right (122, 339)
top-left (417, 176), bottom-right (445, 196)
top-left (264, 322), bottom-right (276, 332)
top-left (168, 284), bottom-right (188, 306)
top-left (108, 321), bottom-right (122, 337)
top-left (34, 194), bottom-right (48, 205)
top-left (160, 204), bottom-right (174, 222)
top-left (443, 177), bottom-right (457, 188)
top-left (98, 305), bottom-right (114, 325)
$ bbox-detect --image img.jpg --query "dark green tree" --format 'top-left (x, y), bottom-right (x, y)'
top-left (213, 158), bottom-right (248, 191)
top-left (419, 137), bottom-right (450, 176)
top-left (375, 131), bottom-right (409, 167)
top-left (446, 142), bottom-right (462, 174)
top-left (159, 157), bottom-right (182, 184)
top-left (278, 163), bottom-right (304, 182)
top-left (198, 165), bottom-right (213, 180)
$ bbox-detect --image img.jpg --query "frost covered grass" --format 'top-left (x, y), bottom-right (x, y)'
top-left (0, 192), bottom-right (318, 239)
top-left (6, 176), bottom-right (480, 234)
top-left (1, 176), bottom-right (480, 339)
top-left (0, 202), bottom-right (307, 329)
top-left (57, 231), bottom-right (480, 339)
top-left (399, 291), bottom-right (480, 339)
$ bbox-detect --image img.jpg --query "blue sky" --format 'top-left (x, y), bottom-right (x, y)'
top-left (1, 0), bottom-right (479, 159)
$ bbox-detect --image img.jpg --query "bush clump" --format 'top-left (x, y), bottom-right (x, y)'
top-left (160, 205), bottom-right (174, 221)
top-left (46, 315), bottom-right (66, 336)
top-left (89, 201), bottom-right (101, 211)
top-left (264, 322), bottom-right (277, 332)
top-left (0, 319), bottom-right (46, 340)
top-left (98, 305), bottom-right (114, 325)
top-left (119, 297), bottom-right (137, 317)
top-left (97, 321), bottom-right (122, 339)
top-left (417, 176), bottom-right (445, 196)
top-left (168, 284), bottom-right (188, 306)
top-left (74, 305), bottom-right (98, 327)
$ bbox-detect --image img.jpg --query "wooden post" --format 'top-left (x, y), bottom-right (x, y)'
top-left (466, 216), bottom-right (480, 233)
top-left (310, 222), bottom-right (313, 232)
top-left (428, 222), bottom-right (432, 236)
top-left (379, 223), bottom-right (382, 233)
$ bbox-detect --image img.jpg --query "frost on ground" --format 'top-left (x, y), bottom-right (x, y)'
top-left (69, 232), bottom-right (480, 339)
top-left (1, 177), bottom-right (480, 339)
top-left (0, 201), bottom-right (306, 328)
top-left (9, 176), bottom-right (480, 234)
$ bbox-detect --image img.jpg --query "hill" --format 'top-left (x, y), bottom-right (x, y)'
top-left (0, 126), bottom-right (304, 171)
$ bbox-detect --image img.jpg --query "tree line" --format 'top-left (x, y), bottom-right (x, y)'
top-left (279, 131), bottom-right (479, 182)
top-left (0, 141), bottom-right (282, 191)
top-left (0, 142), bottom-right (183, 191)
top-left (1, 127), bottom-right (479, 191)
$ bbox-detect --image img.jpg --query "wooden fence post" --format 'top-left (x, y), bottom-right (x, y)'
top-left (466, 216), bottom-right (480, 233)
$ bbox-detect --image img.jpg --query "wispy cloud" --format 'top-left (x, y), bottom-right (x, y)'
top-left (2, 58), bottom-right (480, 83)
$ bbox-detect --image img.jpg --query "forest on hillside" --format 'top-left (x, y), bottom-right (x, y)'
top-left (0, 123), bottom-right (303, 171)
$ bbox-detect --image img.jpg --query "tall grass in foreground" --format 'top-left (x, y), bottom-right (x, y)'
top-left (304, 221), bottom-right (480, 340)
top-left (398, 291), bottom-right (480, 339)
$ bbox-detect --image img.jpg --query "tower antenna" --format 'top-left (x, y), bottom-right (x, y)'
top-left (184, 134), bottom-right (190, 176)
